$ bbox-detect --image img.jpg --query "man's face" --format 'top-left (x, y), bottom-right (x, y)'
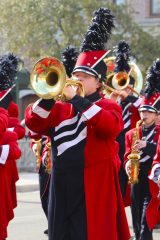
top-left (72, 71), bottom-right (100, 96)
top-left (139, 110), bottom-right (158, 126)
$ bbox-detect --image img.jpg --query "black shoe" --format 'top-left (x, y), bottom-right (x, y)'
top-left (44, 229), bottom-right (48, 235)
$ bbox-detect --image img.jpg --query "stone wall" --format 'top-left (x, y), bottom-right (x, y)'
top-left (17, 137), bottom-right (37, 172)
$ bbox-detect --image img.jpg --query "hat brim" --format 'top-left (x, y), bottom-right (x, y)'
top-left (138, 105), bottom-right (158, 113)
top-left (72, 66), bottom-right (99, 78)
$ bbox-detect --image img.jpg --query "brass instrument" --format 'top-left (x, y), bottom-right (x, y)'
top-left (32, 138), bottom-right (42, 169)
top-left (127, 120), bottom-right (143, 184)
top-left (112, 71), bottom-right (130, 90)
top-left (30, 57), bottom-right (84, 100)
top-left (103, 56), bottom-right (143, 97)
top-left (102, 80), bottom-right (140, 97)
top-left (45, 141), bottom-right (52, 174)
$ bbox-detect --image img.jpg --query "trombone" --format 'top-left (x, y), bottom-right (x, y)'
top-left (103, 70), bottom-right (141, 97)
top-left (103, 57), bottom-right (143, 98)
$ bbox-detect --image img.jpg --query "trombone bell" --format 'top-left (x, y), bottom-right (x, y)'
top-left (112, 71), bottom-right (130, 90)
top-left (103, 56), bottom-right (143, 98)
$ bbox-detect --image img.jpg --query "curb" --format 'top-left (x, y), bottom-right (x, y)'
top-left (16, 172), bottom-right (39, 193)
top-left (16, 183), bottom-right (39, 193)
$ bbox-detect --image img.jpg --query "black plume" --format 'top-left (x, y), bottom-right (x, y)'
top-left (61, 46), bottom-right (79, 78)
top-left (144, 59), bottom-right (160, 98)
top-left (0, 53), bottom-right (19, 90)
top-left (114, 40), bottom-right (131, 73)
top-left (80, 8), bottom-right (115, 52)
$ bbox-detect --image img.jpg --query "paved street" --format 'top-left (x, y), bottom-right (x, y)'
top-left (7, 173), bottom-right (160, 240)
top-left (7, 191), bottom-right (48, 240)
top-left (125, 207), bottom-right (160, 240)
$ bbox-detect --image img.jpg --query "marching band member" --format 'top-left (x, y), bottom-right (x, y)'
top-left (25, 8), bottom-right (130, 240)
top-left (0, 111), bottom-right (21, 240)
top-left (0, 53), bottom-right (24, 240)
top-left (109, 40), bottom-right (142, 200)
top-left (0, 107), bottom-right (9, 240)
top-left (147, 135), bottom-right (160, 230)
top-left (0, 54), bottom-right (25, 210)
top-left (6, 110), bottom-right (25, 209)
top-left (124, 59), bottom-right (160, 240)
top-left (30, 133), bottom-right (51, 236)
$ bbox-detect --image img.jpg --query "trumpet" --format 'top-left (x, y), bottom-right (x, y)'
top-left (30, 57), bottom-right (84, 100)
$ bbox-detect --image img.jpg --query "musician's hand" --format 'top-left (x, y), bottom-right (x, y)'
top-left (134, 140), bottom-right (147, 150)
top-left (62, 85), bottom-right (77, 100)
top-left (125, 160), bottom-right (131, 176)
top-left (109, 91), bottom-right (119, 101)
top-left (118, 90), bottom-right (129, 100)
top-left (109, 89), bottom-right (129, 101)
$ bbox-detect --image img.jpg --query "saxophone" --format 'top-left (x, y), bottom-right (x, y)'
top-left (32, 138), bottom-right (42, 169)
top-left (127, 120), bottom-right (143, 184)
top-left (45, 141), bottom-right (52, 174)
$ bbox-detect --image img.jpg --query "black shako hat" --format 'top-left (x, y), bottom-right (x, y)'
top-left (72, 8), bottom-right (115, 82)
top-left (0, 53), bottom-right (19, 91)
top-left (61, 46), bottom-right (79, 78)
top-left (113, 40), bottom-right (135, 85)
top-left (139, 58), bottom-right (160, 113)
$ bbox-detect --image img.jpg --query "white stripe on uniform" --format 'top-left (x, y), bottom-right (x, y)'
top-left (57, 127), bottom-right (87, 156)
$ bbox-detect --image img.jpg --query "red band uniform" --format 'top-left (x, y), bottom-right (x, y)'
top-left (25, 8), bottom-right (130, 240)
top-left (110, 40), bottom-right (142, 199)
top-left (0, 108), bottom-right (21, 240)
top-left (124, 59), bottom-right (160, 240)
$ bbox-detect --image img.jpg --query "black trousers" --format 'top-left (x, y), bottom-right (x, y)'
top-left (48, 167), bottom-right (87, 240)
top-left (39, 165), bottom-right (50, 219)
top-left (119, 166), bottom-right (128, 199)
top-left (131, 174), bottom-right (153, 240)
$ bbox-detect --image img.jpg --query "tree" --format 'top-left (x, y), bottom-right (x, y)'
top-left (0, 0), bottom-right (159, 77)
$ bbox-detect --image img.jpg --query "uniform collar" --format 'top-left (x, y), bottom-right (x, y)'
top-left (86, 91), bottom-right (101, 103)
top-left (142, 123), bottom-right (155, 133)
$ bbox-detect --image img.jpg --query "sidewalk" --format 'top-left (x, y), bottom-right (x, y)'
top-left (16, 172), bottom-right (39, 192)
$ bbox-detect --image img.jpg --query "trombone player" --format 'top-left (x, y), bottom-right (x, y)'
top-left (109, 40), bottom-right (143, 201)
top-left (25, 8), bottom-right (130, 240)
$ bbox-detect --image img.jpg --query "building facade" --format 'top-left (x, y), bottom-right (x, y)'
top-left (112, 0), bottom-right (160, 34)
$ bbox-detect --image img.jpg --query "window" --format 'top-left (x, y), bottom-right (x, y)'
top-left (114, 0), bottom-right (125, 4)
top-left (151, 0), bottom-right (160, 14)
